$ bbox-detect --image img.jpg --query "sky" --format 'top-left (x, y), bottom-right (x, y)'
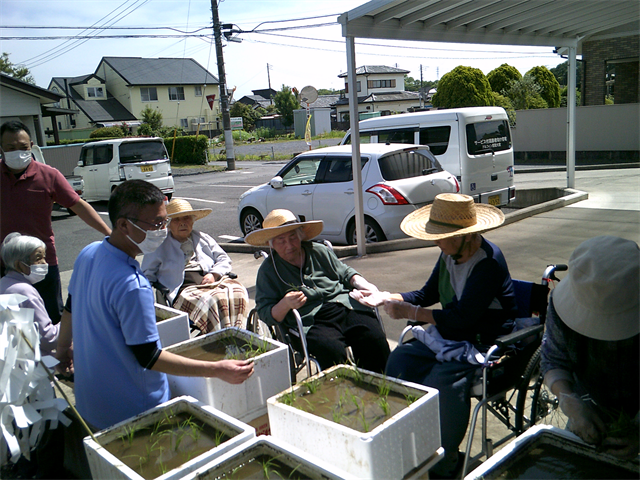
top-left (1, 0), bottom-right (567, 100)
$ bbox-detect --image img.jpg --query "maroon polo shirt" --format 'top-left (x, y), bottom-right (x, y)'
top-left (1, 159), bottom-right (80, 266)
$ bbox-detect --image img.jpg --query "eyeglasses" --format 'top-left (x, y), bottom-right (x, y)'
top-left (128, 217), bottom-right (169, 231)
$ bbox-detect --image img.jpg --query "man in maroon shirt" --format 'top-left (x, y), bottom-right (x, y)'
top-left (0, 120), bottom-right (111, 323)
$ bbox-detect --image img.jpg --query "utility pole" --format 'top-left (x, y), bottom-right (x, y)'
top-left (211, 0), bottom-right (235, 170)
top-left (267, 64), bottom-right (273, 104)
top-left (420, 64), bottom-right (424, 108)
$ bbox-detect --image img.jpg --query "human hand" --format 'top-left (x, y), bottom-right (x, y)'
top-left (383, 300), bottom-right (414, 320)
top-left (350, 290), bottom-right (391, 307)
top-left (212, 359), bottom-right (254, 384)
top-left (55, 344), bottom-right (74, 376)
top-left (201, 273), bottom-right (221, 285)
top-left (283, 290), bottom-right (307, 310)
top-left (559, 393), bottom-right (607, 445)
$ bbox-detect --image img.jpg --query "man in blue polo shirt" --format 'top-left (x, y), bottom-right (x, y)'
top-left (58, 180), bottom-right (253, 429)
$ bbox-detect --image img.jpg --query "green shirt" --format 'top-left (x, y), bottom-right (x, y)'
top-left (255, 241), bottom-right (371, 331)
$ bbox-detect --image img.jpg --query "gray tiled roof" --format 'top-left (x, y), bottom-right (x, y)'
top-left (311, 94), bottom-right (340, 108)
top-left (99, 57), bottom-right (218, 86)
top-left (337, 65), bottom-right (410, 78)
top-left (333, 91), bottom-right (419, 106)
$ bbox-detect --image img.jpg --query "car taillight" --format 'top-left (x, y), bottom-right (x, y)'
top-left (510, 187), bottom-right (516, 199)
top-left (366, 184), bottom-right (409, 205)
top-left (453, 176), bottom-right (460, 193)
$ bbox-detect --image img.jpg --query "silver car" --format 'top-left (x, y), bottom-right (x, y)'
top-left (238, 144), bottom-right (459, 244)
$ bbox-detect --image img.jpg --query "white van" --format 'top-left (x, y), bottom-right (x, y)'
top-left (75, 137), bottom-right (175, 202)
top-left (341, 107), bottom-right (515, 206)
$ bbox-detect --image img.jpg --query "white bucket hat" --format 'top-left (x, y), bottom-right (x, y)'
top-left (244, 209), bottom-right (323, 247)
top-left (553, 235), bottom-right (639, 341)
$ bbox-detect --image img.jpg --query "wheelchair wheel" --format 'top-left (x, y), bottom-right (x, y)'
top-left (515, 346), bottom-right (568, 432)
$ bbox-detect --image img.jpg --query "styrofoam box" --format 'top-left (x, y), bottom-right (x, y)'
top-left (165, 327), bottom-right (290, 420)
top-left (182, 435), bottom-right (357, 480)
top-left (267, 365), bottom-right (441, 480)
top-left (464, 425), bottom-right (640, 480)
top-left (155, 303), bottom-right (190, 347)
top-left (83, 395), bottom-right (255, 480)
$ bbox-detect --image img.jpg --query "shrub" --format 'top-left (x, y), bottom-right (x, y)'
top-left (432, 66), bottom-right (493, 108)
top-left (255, 127), bottom-right (277, 139)
top-left (90, 126), bottom-right (125, 138)
top-left (526, 66), bottom-right (561, 108)
top-left (164, 135), bottom-right (208, 165)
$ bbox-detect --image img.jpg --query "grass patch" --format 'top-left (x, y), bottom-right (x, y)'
top-left (171, 165), bottom-right (226, 172)
top-left (208, 152), bottom-right (293, 162)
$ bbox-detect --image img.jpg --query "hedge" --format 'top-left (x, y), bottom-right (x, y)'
top-left (163, 135), bottom-right (208, 165)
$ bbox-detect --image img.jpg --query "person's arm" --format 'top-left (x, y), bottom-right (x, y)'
top-left (271, 291), bottom-right (307, 322)
top-left (383, 299), bottom-right (436, 325)
top-left (69, 199), bottom-right (111, 236)
top-left (204, 234), bottom-right (232, 279)
top-left (55, 297), bottom-right (73, 376)
top-left (152, 350), bottom-right (254, 384)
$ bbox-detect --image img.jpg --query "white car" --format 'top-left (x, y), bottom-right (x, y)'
top-left (238, 144), bottom-right (459, 245)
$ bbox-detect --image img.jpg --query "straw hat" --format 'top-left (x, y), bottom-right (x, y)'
top-left (166, 198), bottom-right (212, 221)
top-left (553, 236), bottom-right (639, 341)
top-left (400, 193), bottom-right (504, 241)
top-left (244, 209), bottom-right (323, 247)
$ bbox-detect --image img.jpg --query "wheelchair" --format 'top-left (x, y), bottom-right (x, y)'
top-left (245, 241), bottom-right (385, 383)
top-left (397, 263), bottom-right (567, 477)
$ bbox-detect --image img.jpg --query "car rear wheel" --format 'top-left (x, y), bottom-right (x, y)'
top-left (348, 218), bottom-right (386, 245)
top-left (241, 209), bottom-right (264, 236)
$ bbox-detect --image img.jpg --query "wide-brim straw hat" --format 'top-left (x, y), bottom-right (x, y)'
top-left (401, 193), bottom-right (505, 241)
top-left (166, 198), bottom-right (212, 221)
top-left (244, 209), bottom-right (323, 247)
top-left (553, 235), bottom-right (639, 341)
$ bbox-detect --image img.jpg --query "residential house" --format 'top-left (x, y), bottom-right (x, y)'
top-left (44, 57), bottom-right (221, 139)
top-left (0, 72), bottom-right (75, 146)
top-left (235, 88), bottom-right (277, 109)
top-left (333, 65), bottom-right (421, 121)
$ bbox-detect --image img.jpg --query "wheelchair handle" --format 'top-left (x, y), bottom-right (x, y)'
top-left (543, 264), bottom-right (568, 284)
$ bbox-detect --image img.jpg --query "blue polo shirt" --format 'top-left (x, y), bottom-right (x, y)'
top-left (69, 238), bottom-right (169, 429)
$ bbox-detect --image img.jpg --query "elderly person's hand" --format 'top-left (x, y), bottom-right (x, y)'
top-left (559, 393), bottom-right (607, 446)
top-left (283, 290), bottom-right (307, 310)
top-left (201, 272), bottom-right (221, 285)
top-left (350, 290), bottom-right (392, 307)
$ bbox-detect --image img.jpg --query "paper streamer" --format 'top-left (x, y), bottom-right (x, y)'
top-left (0, 294), bottom-right (69, 465)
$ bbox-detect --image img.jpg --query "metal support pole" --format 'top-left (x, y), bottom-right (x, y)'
top-left (346, 36), bottom-right (366, 256)
top-left (211, 0), bottom-right (235, 170)
top-left (567, 46), bottom-right (577, 189)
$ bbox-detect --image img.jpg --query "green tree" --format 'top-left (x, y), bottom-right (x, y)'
top-left (229, 102), bottom-right (261, 131)
top-left (491, 92), bottom-right (516, 125)
top-left (526, 66), bottom-right (561, 108)
top-left (550, 60), bottom-right (582, 89)
top-left (431, 66), bottom-right (493, 109)
top-left (0, 52), bottom-right (35, 84)
top-left (503, 76), bottom-right (548, 110)
top-left (404, 75), bottom-right (438, 93)
top-left (273, 85), bottom-right (299, 127)
top-left (487, 64), bottom-right (522, 94)
top-left (560, 86), bottom-right (581, 107)
top-left (140, 105), bottom-right (163, 131)
top-left (317, 88), bottom-right (341, 95)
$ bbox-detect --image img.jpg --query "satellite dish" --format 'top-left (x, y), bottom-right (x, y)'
top-left (299, 85), bottom-right (318, 105)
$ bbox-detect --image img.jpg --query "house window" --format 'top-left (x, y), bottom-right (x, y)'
top-left (368, 79), bottom-right (395, 89)
top-left (169, 87), bottom-right (186, 101)
top-left (87, 86), bottom-right (104, 98)
top-left (345, 81), bottom-right (361, 94)
top-left (180, 118), bottom-right (189, 128)
top-left (141, 87), bottom-right (158, 102)
top-left (195, 86), bottom-right (203, 97)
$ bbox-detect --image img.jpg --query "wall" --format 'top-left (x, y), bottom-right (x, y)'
top-left (293, 108), bottom-right (331, 137)
top-left (40, 144), bottom-right (84, 176)
top-left (511, 103), bottom-right (639, 162)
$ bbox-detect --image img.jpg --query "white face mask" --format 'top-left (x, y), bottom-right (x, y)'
top-left (3, 150), bottom-right (32, 170)
top-left (127, 220), bottom-right (168, 254)
top-left (21, 262), bottom-right (48, 284)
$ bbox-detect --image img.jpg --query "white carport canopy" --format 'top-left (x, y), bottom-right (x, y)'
top-left (339, 0), bottom-right (639, 255)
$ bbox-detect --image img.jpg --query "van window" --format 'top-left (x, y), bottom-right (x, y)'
top-left (377, 128), bottom-right (416, 144)
top-left (81, 147), bottom-right (94, 166)
top-left (378, 151), bottom-right (441, 181)
top-left (466, 120), bottom-right (511, 155)
top-left (343, 132), bottom-right (372, 145)
top-left (119, 141), bottom-right (169, 163)
top-left (419, 126), bottom-right (451, 155)
top-left (95, 145), bottom-right (112, 165)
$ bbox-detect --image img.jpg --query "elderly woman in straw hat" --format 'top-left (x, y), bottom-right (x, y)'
top-left (359, 193), bottom-right (518, 478)
top-left (142, 198), bottom-right (249, 334)
top-left (246, 209), bottom-right (390, 373)
top-left (541, 236), bottom-right (639, 459)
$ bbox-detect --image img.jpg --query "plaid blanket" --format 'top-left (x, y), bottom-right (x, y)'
top-left (172, 277), bottom-right (249, 334)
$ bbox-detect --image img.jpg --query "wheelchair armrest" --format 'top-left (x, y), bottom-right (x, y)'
top-left (494, 324), bottom-right (544, 350)
top-left (151, 281), bottom-right (170, 296)
top-left (226, 272), bottom-right (238, 279)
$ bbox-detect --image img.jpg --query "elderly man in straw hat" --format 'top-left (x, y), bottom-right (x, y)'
top-left (541, 236), bottom-right (639, 460)
top-left (359, 193), bottom-right (518, 478)
top-left (142, 198), bottom-right (249, 334)
top-left (246, 209), bottom-right (390, 373)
